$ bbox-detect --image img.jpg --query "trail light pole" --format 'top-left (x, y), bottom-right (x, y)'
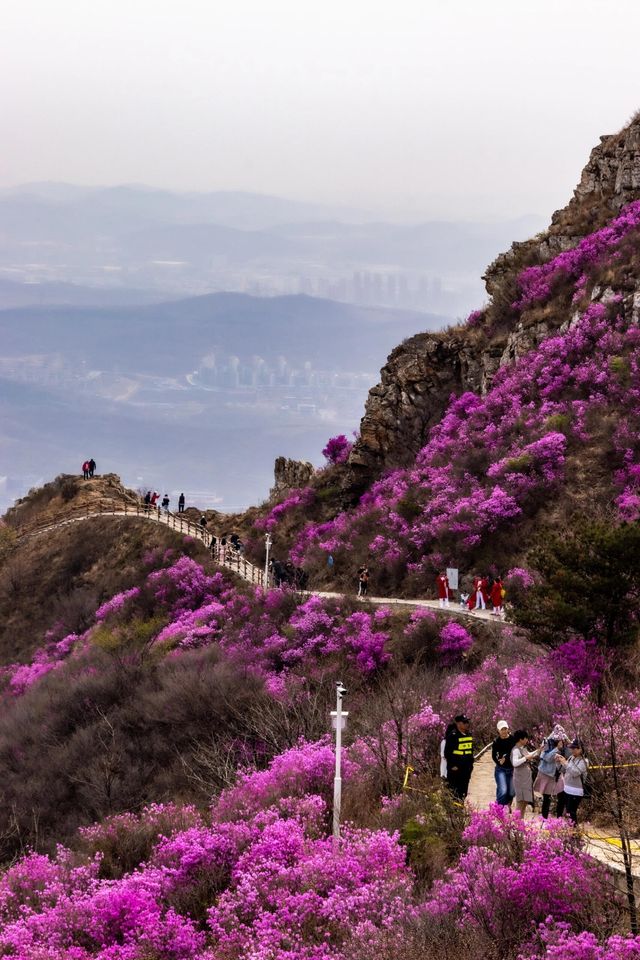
top-left (331, 681), bottom-right (348, 843)
top-left (264, 533), bottom-right (272, 587)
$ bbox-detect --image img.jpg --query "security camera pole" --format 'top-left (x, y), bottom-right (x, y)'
top-left (331, 681), bottom-right (348, 843)
top-left (264, 532), bottom-right (272, 588)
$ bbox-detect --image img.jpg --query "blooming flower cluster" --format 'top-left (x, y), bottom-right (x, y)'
top-left (256, 486), bottom-right (316, 533)
top-left (426, 806), bottom-right (617, 955)
top-left (513, 200), bottom-right (640, 309)
top-left (0, 741), bottom-right (413, 960)
top-left (322, 434), bottom-right (353, 464)
top-left (438, 622), bottom-right (473, 665)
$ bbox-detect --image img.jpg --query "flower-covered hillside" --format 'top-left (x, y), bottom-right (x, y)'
top-left (276, 248), bottom-right (640, 593)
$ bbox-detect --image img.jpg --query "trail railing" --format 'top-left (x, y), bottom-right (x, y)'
top-left (15, 499), bottom-right (271, 588)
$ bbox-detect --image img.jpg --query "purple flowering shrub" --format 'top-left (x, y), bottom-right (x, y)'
top-left (0, 779), bottom-right (413, 960)
top-left (438, 622), bottom-right (473, 665)
top-left (322, 433), bottom-right (353, 464)
top-left (513, 200), bottom-right (640, 309)
top-left (425, 806), bottom-right (619, 957)
top-left (3, 562), bottom-right (396, 710)
top-left (211, 738), bottom-right (356, 823)
top-left (256, 486), bottom-right (316, 533)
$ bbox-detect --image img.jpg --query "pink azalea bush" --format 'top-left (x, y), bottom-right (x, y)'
top-left (425, 806), bottom-right (617, 956)
top-left (256, 486), bottom-right (316, 533)
top-left (0, 788), bottom-right (413, 960)
top-left (513, 200), bottom-right (640, 309)
top-left (323, 434), bottom-right (353, 464)
top-left (438, 622), bottom-right (473, 665)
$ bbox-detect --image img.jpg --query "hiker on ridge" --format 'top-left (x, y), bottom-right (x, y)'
top-left (178, 493), bottom-right (185, 513)
top-left (88, 458), bottom-right (96, 478)
top-left (82, 461), bottom-right (90, 480)
top-left (161, 494), bottom-right (170, 512)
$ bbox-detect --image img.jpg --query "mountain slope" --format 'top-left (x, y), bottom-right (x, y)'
top-left (348, 112), bottom-right (640, 483)
top-left (249, 114), bottom-right (640, 594)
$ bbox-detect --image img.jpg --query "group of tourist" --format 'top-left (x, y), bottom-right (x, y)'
top-left (437, 571), bottom-right (506, 616)
top-left (80, 459), bottom-right (97, 479)
top-left (142, 491), bottom-right (186, 512)
top-left (441, 716), bottom-right (589, 825)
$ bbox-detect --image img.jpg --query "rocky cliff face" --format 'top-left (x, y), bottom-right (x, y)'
top-left (348, 112), bottom-right (640, 487)
top-left (270, 456), bottom-right (314, 499)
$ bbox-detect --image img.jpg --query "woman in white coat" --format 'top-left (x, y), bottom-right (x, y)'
top-left (511, 729), bottom-right (540, 817)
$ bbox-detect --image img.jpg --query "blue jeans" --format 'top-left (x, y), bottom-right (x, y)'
top-left (495, 766), bottom-right (514, 805)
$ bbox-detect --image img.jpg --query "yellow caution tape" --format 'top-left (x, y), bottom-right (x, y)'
top-left (588, 762), bottom-right (640, 770)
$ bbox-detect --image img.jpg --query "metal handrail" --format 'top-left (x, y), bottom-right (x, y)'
top-left (15, 499), bottom-right (271, 588)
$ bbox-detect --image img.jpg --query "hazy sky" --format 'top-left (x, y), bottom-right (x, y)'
top-left (2, 0), bottom-right (639, 220)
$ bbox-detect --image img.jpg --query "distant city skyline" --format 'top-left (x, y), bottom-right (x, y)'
top-left (2, 1), bottom-right (640, 221)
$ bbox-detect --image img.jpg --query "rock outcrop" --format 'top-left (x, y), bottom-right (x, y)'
top-left (270, 457), bottom-right (314, 500)
top-left (348, 111), bottom-right (640, 486)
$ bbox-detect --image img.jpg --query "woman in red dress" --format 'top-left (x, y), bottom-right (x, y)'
top-left (491, 577), bottom-right (504, 616)
top-left (436, 571), bottom-right (450, 608)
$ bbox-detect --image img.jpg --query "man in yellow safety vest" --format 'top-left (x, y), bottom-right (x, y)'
top-left (444, 714), bottom-right (474, 800)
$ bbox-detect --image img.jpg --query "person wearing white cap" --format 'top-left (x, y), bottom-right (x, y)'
top-left (491, 720), bottom-right (515, 806)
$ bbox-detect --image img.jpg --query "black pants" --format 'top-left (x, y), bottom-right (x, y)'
top-left (178, 504), bottom-right (185, 513)
top-left (558, 793), bottom-right (582, 824)
top-left (446, 767), bottom-right (472, 801)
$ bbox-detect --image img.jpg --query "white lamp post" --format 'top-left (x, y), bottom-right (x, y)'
top-left (331, 681), bottom-right (348, 843)
top-left (264, 533), bottom-right (272, 588)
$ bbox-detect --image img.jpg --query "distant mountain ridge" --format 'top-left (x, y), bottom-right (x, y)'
top-left (0, 291), bottom-right (442, 373)
top-left (0, 181), bottom-right (544, 319)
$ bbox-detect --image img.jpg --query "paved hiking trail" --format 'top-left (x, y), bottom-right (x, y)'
top-left (17, 501), bottom-right (504, 625)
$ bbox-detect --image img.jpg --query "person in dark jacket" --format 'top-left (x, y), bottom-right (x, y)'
top-left (444, 714), bottom-right (474, 800)
top-left (178, 493), bottom-right (185, 513)
top-left (492, 720), bottom-right (515, 806)
top-left (88, 458), bottom-right (96, 478)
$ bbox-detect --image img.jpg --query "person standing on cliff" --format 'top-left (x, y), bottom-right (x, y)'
top-left (436, 571), bottom-right (450, 608)
top-left (88, 458), bottom-right (96, 478)
top-left (178, 493), bottom-right (185, 513)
